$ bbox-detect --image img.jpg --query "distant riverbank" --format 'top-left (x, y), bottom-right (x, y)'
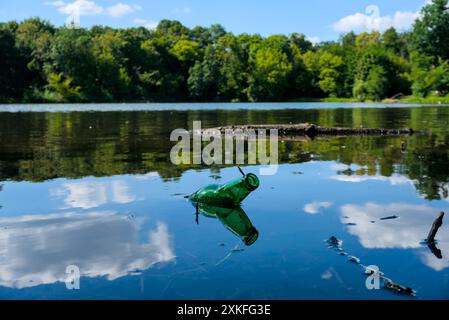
top-left (2, 96), bottom-right (449, 106)
top-left (291, 96), bottom-right (449, 104)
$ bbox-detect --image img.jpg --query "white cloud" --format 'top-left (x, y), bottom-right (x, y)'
top-left (304, 201), bottom-right (333, 214)
top-left (46, 0), bottom-right (141, 17)
top-left (133, 18), bottom-right (159, 30)
top-left (333, 4), bottom-right (421, 33)
top-left (107, 3), bottom-right (141, 18)
top-left (0, 212), bottom-right (175, 288)
top-left (48, 0), bottom-right (104, 16)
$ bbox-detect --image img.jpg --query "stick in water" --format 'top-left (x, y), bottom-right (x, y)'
top-left (196, 202), bottom-right (199, 225)
top-left (427, 212), bottom-right (445, 243)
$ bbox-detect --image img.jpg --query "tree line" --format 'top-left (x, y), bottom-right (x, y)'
top-left (1, 0), bottom-right (449, 103)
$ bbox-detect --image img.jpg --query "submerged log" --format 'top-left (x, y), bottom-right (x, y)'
top-left (201, 123), bottom-right (420, 139)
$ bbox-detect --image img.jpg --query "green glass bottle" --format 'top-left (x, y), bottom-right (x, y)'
top-left (195, 203), bottom-right (259, 246)
top-left (188, 173), bottom-right (260, 208)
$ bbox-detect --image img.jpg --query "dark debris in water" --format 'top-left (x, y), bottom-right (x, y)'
top-left (326, 236), bottom-right (343, 250)
top-left (325, 236), bottom-right (416, 297)
top-left (347, 256), bottom-right (361, 264)
top-left (384, 279), bottom-right (416, 296)
top-left (380, 215), bottom-right (399, 221)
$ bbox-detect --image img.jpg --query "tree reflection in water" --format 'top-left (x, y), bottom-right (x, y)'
top-left (0, 106), bottom-right (448, 201)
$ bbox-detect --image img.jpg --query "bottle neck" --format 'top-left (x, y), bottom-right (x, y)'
top-left (218, 174), bottom-right (260, 205)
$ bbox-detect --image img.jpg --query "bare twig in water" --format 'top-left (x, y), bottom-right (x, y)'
top-left (195, 202), bottom-right (199, 225)
top-left (215, 244), bottom-right (241, 266)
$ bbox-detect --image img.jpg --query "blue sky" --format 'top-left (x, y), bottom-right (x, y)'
top-left (0, 0), bottom-right (429, 42)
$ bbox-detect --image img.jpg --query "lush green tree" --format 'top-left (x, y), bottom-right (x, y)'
top-left (303, 50), bottom-right (322, 96)
top-left (47, 28), bottom-right (94, 99)
top-left (156, 20), bottom-right (190, 41)
top-left (44, 73), bottom-right (82, 102)
top-left (91, 30), bottom-right (134, 100)
top-left (15, 18), bottom-right (54, 77)
top-left (140, 36), bottom-right (185, 100)
top-left (209, 24), bottom-right (227, 43)
top-left (382, 28), bottom-right (401, 55)
top-left (171, 39), bottom-right (201, 63)
top-left (354, 65), bottom-right (388, 101)
top-left (187, 34), bottom-right (247, 101)
top-left (247, 44), bottom-right (292, 101)
top-left (288, 46), bottom-right (317, 98)
top-left (187, 46), bottom-right (222, 100)
top-left (411, 0), bottom-right (449, 61)
top-left (318, 52), bottom-right (344, 97)
top-left (411, 55), bottom-right (449, 97)
top-left (0, 26), bottom-right (31, 102)
top-left (289, 33), bottom-right (313, 54)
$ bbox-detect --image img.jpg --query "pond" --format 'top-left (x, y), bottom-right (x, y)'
top-left (0, 103), bottom-right (448, 300)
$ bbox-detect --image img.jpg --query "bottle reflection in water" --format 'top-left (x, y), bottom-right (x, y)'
top-left (194, 203), bottom-right (259, 246)
top-left (188, 170), bottom-right (260, 245)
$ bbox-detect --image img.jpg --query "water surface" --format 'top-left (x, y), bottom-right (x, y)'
top-left (0, 103), bottom-right (448, 300)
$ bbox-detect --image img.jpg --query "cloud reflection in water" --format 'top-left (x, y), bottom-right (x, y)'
top-left (340, 202), bottom-right (449, 271)
top-left (0, 211), bottom-right (175, 289)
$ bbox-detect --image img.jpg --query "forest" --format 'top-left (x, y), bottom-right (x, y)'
top-left (1, 0), bottom-right (449, 103)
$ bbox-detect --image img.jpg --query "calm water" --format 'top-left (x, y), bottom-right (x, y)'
top-left (0, 103), bottom-right (449, 300)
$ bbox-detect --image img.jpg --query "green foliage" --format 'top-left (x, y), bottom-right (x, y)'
top-left (1, 14), bottom-right (449, 103)
top-left (0, 26), bottom-right (31, 102)
top-left (411, 0), bottom-right (449, 61)
top-left (171, 39), bottom-right (201, 63)
top-left (318, 52), bottom-right (344, 97)
top-left (411, 60), bottom-right (449, 97)
top-left (247, 45), bottom-right (292, 101)
top-left (353, 66), bottom-right (388, 101)
top-left (43, 73), bottom-right (82, 102)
